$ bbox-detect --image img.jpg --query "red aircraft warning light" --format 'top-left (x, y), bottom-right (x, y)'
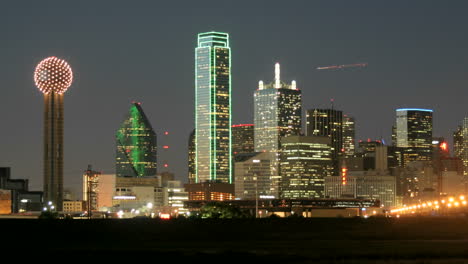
top-left (440, 142), bottom-right (448, 152)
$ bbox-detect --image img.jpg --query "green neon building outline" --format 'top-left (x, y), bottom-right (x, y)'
top-left (195, 31), bottom-right (231, 184)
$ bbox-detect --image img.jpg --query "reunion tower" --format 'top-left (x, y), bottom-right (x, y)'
top-left (34, 57), bottom-right (73, 211)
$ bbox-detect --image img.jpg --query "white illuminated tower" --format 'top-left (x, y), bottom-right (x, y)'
top-left (254, 63), bottom-right (302, 197)
top-left (34, 56), bottom-right (73, 211)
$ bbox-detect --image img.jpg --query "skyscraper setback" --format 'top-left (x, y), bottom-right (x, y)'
top-left (34, 57), bottom-right (73, 211)
top-left (116, 102), bottom-right (157, 177)
top-left (195, 32), bottom-right (232, 184)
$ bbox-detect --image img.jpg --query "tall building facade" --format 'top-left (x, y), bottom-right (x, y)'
top-left (253, 63), bottom-right (302, 197)
top-left (34, 57), bottom-right (73, 211)
top-left (454, 118), bottom-right (468, 176)
top-left (232, 124), bottom-right (254, 155)
top-left (116, 102), bottom-right (157, 177)
top-left (395, 108), bottom-right (433, 165)
top-left (234, 152), bottom-right (273, 200)
top-left (195, 31), bottom-right (232, 183)
top-left (279, 136), bottom-right (333, 199)
top-left (343, 115), bottom-right (355, 158)
top-left (306, 109), bottom-right (343, 175)
top-left (188, 129), bottom-right (196, 184)
top-left (254, 63), bottom-right (302, 152)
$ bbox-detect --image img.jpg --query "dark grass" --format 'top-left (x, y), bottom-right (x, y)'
top-left (4, 217), bottom-right (468, 262)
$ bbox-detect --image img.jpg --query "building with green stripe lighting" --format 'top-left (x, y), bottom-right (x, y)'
top-left (116, 102), bottom-right (157, 177)
top-left (195, 31), bottom-right (232, 184)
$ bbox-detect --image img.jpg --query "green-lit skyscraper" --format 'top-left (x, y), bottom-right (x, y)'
top-left (195, 32), bottom-right (232, 183)
top-left (116, 102), bottom-right (157, 177)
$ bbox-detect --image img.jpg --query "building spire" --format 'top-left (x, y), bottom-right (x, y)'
top-left (275, 62), bottom-right (281, 88)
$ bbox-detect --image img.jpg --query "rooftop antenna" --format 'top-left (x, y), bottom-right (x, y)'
top-left (275, 62), bottom-right (281, 89)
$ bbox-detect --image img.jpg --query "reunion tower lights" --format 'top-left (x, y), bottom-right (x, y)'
top-left (34, 57), bottom-right (73, 211)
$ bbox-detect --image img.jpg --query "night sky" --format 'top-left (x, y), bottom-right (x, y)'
top-left (1, 0), bottom-right (467, 197)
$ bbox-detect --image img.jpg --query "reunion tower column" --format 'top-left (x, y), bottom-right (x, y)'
top-left (34, 57), bottom-right (73, 211)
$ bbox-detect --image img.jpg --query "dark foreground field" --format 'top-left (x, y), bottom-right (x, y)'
top-left (4, 217), bottom-right (468, 263)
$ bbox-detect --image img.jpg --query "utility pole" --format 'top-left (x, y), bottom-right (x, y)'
top-left (255, 173), bottom-right (258, 218)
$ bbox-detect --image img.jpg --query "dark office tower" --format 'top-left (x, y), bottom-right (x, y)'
top-left (116, 102), bottom-right (157, 177)
top-left (254, 63), bottom-right (302, 152)
top-left (454, 126), bottom-right (463, 159)
top-left (34, 57), bottom-right (73, 211)
top-left (306, 109), bottom-right (343, 175)
top-left (454, 118), bottom-right (468, 176)
top-left (232, 124), bottom-right (254, 155)
top-left (279, 136), bottom-right (333, 199)
top-left (195, 32), bottom-right (231, 184)
top-left (343, 115), bottom-right (355, 158)
top-left (395, 108), bottom-right (433, 165)
top-left (188, 129), bottom-right (196, 184)
top-left (391, 125), bottom-right (397, 146)
top-left (254, 63), bottom-right (302, 197)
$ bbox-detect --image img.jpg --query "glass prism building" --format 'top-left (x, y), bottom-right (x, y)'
top-left (116, 102), bottom-right (157, 177)
top-left (195, 32), bottom-right (232, 184)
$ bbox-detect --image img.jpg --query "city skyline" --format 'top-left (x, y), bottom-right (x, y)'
top-left (1, 1), bottom-right (467, 195)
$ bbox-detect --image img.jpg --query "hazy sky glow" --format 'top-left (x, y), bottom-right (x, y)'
top-left (1, 0), bottom-right (467, 196)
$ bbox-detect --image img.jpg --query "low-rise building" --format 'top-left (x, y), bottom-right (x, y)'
top-left (63, 200), bottom-right (86, 213)
top-left (325, 170), bottom-right (397, 208)
top-left (185, 181), bottom-right (234, 201)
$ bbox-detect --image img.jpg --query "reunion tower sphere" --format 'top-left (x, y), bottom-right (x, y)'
top-left (34, 56), bottom-right (73, 94)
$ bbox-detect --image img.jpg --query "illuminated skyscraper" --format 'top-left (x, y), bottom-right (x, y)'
top-left (454, 118), bottom-right (468, 176)
top-left (306, 109), bottom-right (343, 175)
top-left (34, 56), bottom-right (73, 211)
top-left (395, 108), bottom-right (433, 165)
top-left (254, 63), bottom-right (302, 197)
top-left (254, 63), bottom-right (302, 152)
top-left (232, 124), bottom-right (254, 155)
top-left (343, 115), bottom-right (355, 158)
top-left (116, 102), bottom-right (157, 177)
top-left (195, 32), bottom-right (231, 183)
top-left (280, 136), bottom-right (333, 199)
